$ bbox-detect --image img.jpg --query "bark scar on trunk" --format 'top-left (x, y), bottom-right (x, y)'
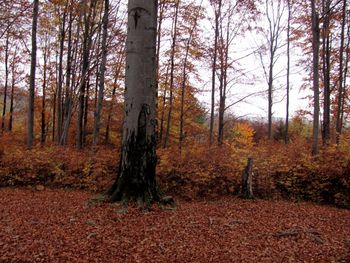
top-left (130, 7), bottom-right (149, 29)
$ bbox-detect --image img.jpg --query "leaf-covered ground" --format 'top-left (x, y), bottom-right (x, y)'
top-left (0, 188), bottom-right (349, 262)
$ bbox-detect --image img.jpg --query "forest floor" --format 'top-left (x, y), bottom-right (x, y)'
top-left (0, 188), bottom-right (349, 263)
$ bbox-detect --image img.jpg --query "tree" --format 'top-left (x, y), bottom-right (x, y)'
top-left (285, 0), bottom-right (291, 144)
top-left (27, 0), bottom-right (39, 149)
top-left (335, 0), bottom-right (347, 143)
top-left (1, 31), bottom-right (9, 133)
top-left (93, 0), bottom-right (109, 146)
top-left (262, 0), bottom-right (285, 141)
top-left (107, 0), bottom-right (159, 204)
top-left (311, 0), bottom-right (320, 155)
top-left (164, 0), bottom-right (180, 148)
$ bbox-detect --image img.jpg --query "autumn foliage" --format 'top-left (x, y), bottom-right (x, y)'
top-left (1, 128), bottom-right (349, 208)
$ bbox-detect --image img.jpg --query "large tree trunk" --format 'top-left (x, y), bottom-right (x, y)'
top-left (107, 0), bottom-right (159, 204)
top-left (311, 0), bottom-right (320, 156)
top-left (93, 0), bottom-right (109, 146)
top-left (27, 0), bottom-right (39, 149)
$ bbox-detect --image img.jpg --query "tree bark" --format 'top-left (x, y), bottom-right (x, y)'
top-left (27, 0), bottom-right (39, 149)
top-left (76, 0), bottom-right (96, 149)
top-left (311, 0), bottom-right (320, 156)
top-left (210, 0), bottom-right (221, 145)
top-left (107, 0), bottom-right (159, 204)
top-left (336, 0), bottom-right (346, 144)
top-left (285, 0), bottom-right (291, 144)
top-left (93, 0), bottom-right (109, 146)
top-left (164, 0), bottom-right (180, 148)
top-left (241, 158), bottom-right (254, 199)
top-left (41, 37), bottom-right (49, 144)
top-left (321, 0), bottom-right (331, 145)
top-left (8, 47), bottom-right (16, 132)
top-left (1, 32), bottom-right (9, 133)
top-left (56, 3), bottom-right (68, 143)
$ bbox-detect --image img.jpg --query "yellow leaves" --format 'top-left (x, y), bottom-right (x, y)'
top-left (231, 122), bottom-right (255, 149)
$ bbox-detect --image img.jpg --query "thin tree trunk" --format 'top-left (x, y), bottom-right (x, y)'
top-left (179, 3), bottom-right (201, 151)
top-left (41, 39), bottom-right (49, 144)
top-left (164, 0), bottom-right (180, 148)
top-left (210, 0), bottom-right (221, 145)
top-left (8, 48), bottom-right (16, 132)
top-left (1, 32), bottom-right (9, 133)
top-left (336, 0), bottom-right (346, 144)
top-left (285, 0), bottom-right (291, 144)
top-left (321, 0), bottom-right (331, 145)
top-left (311, 0), bottom-right (320, 156)
top-left (57, 3), bottom-right (68, 143)
top-left (27, 0), bottom-right (39, 149)
top-left (93, 0), bottom-right (109, 146)
top-left (76, 0), bottom-right (95, 149)
top-left (158, 62), bottom-right (170, 144)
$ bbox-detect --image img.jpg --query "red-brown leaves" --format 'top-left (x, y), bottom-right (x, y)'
top-left (0, 188), bottom-right (349, 262)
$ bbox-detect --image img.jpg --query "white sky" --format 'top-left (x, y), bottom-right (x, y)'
top-left (194, 0), bottom-right (311, 121)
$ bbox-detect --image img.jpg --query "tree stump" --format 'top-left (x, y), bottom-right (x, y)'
top-left (241, 157), bottom-right (254, 199)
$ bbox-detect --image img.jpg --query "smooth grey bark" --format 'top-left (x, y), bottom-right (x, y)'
top-left (163, 0), bottom-right (180, 148)
top-left (311, 0), bottom-right (320, 156)
top-left (336, 0), bottom-right (347, 144)
top-left (27, 0), bottom-right (39, 149)
top-left (93, 0), bottom-right (109, 146)
top-left (107, 0), bottom-right (159, 204)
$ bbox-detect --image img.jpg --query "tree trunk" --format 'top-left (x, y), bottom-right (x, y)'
top-left (285, 0), bottom-right (291, 144)
top-left (76, 0), bottom-right (96, 149)
top-left (8, 48), bottom-right (16, 132)
top-left (57, 4), bottom-right (67, 143)
top-left (104, 46), bottom-right (124, 145)
top-left (1, 32), bottom-right (9, 133)
top-left (93, 0), bottom-right (109, 146)
top-left (41, 38), bottom-right (48, 144)
top-left (321, 0), bottom-right (331, 145)
top-left (336, 0), bottom-right (346, 144)
top-left (27, 0), bottom-right (39, 149)
top-left (210, 0), bottom-right (221, 145)
top-left (107, 0), bottom-right (159, 204)
top-left (241, 158), bottom-right (254, 199)
top-left (164, 0), bottom-right (180, 148)
top-left (311, 0), bottom-right (320, 156)
top-left (158, 62), bottom-right (170, 144)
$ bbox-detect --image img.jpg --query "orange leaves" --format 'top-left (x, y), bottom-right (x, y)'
top-left (0, 188), bottom-right (349, 262)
